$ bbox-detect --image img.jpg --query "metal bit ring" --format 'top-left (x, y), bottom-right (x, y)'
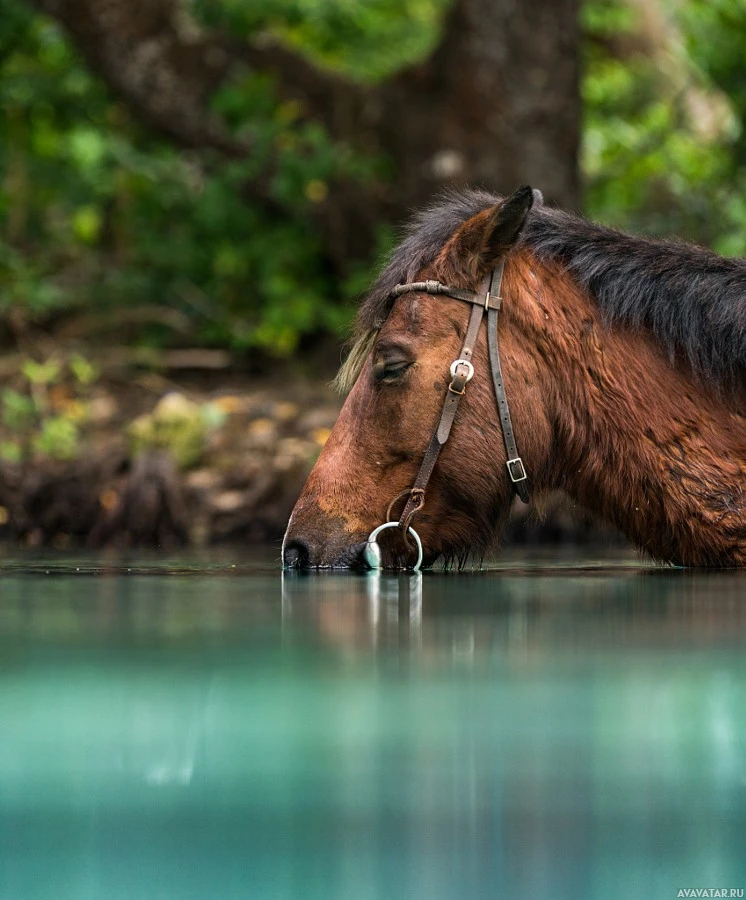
top-left (364, 522), bottom-right (423, 572)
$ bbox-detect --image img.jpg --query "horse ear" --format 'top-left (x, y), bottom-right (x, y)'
top-left (447, 185), bottom-right (534, 280)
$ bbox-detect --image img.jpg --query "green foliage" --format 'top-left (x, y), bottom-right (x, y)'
top-left (583, 0), bottom-right (746, 255)
top-left (0, 353), bottom-right (98, 462)
top-left (0, 0), bottom-right (442, 357)
top-left (194, 0), bottom-right (447, 82)
top-left (128, 393), bottom-right (227, 470)
top-left (69, 353), bottom-right (97, 386)
top-left (1, 389), bottom-right (35, 435)
top-left (678, 0), bottom-right (746, 162)
top-left (33, 415), bottom-right (79, 460)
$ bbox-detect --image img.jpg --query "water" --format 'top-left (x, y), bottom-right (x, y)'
top-left (1, 549), bottom-right (745, 900)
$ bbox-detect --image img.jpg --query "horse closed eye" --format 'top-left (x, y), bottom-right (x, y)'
top-left (375, 360), bottom-right (412, 383)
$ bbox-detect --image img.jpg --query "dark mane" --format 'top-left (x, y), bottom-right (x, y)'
top-left (345, 188), bottom-right (746, 391)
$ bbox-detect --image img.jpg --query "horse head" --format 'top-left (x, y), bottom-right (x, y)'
top-left (283, 186), bottom-right (550, 569)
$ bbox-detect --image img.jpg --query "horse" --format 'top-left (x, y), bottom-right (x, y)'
top-left (283, 185), bottom-right (746, 569)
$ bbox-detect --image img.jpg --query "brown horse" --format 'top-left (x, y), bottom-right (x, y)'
top-left (284, 186), bottom-right (746, 569)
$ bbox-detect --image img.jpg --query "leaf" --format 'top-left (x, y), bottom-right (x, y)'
top-left (22, 359), bottom-right (61, 386)
top-left (32, 416), bottom-right (79, 460)
top-left (72, 205), bottom-right (102, 244)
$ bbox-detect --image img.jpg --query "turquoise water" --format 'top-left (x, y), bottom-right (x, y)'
top-left (1, 550), bottom-right (745, 899)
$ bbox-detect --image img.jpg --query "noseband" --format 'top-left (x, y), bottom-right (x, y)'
top-left (364, 259), bottom-right (529, 571)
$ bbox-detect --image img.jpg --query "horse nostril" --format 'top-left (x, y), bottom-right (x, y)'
top-left (283, 539), bottom-right (310, 569)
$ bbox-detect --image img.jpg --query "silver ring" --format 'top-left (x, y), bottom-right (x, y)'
top-left (364, 522), bottom-right (423, 572)
top-left (449, 359), bottom-right (474, 381)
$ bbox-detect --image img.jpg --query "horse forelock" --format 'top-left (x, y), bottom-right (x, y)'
top-left (333, 328), bottom-right (377, 395)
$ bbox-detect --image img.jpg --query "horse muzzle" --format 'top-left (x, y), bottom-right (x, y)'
top-left (282, 520), bottom-right (425, 571)
top-left (282, 536), bottom-right (371, 570)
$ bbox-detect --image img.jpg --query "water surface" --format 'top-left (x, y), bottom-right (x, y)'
top-left (1, 549), bottom-right (745, 899)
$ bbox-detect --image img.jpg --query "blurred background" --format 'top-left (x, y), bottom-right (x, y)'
top-left (1, 0), bottom-right (745, 550)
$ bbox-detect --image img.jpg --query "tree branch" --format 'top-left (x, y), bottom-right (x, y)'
top-left (28, 0), bottom-right (370, 155)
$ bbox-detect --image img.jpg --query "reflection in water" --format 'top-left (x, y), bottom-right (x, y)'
top-left (282, 564), bottom-right (746, 660)
top-left (283, 571), bottom-right (423, 653)
top-left (0, 555), bottom-right (745, 899)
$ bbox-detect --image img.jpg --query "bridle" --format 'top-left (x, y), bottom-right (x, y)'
top-left (364, 258), bottom-right (529, 572)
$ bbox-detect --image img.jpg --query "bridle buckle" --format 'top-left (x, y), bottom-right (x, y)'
top-left (449, 359), bottom-right (474, 381)
top-left (506, 457), bottom-right (528, 482)
top-left (448, 359), bottom-right (474, 395)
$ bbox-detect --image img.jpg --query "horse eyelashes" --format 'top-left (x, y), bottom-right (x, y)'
top-left (374, 360), bottom-right (412, 384)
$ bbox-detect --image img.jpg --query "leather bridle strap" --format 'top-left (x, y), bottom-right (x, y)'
top-left (396, 298), bottom-right (485, 531)
top-left (487, 266), bottom-right (530, 504)
top-left (392, 258), bottom-right (529, 536)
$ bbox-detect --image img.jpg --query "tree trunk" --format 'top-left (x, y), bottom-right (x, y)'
top-left (27, 0), bottom-right (581, 269)
top-left (380, 0), bottom-right (580, 215)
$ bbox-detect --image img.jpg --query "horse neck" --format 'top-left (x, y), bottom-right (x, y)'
top-left (514, 257), bottom-right (746, 566)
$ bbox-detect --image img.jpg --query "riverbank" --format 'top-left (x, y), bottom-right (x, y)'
top-left (0, 368), bottom-right (340, 548)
